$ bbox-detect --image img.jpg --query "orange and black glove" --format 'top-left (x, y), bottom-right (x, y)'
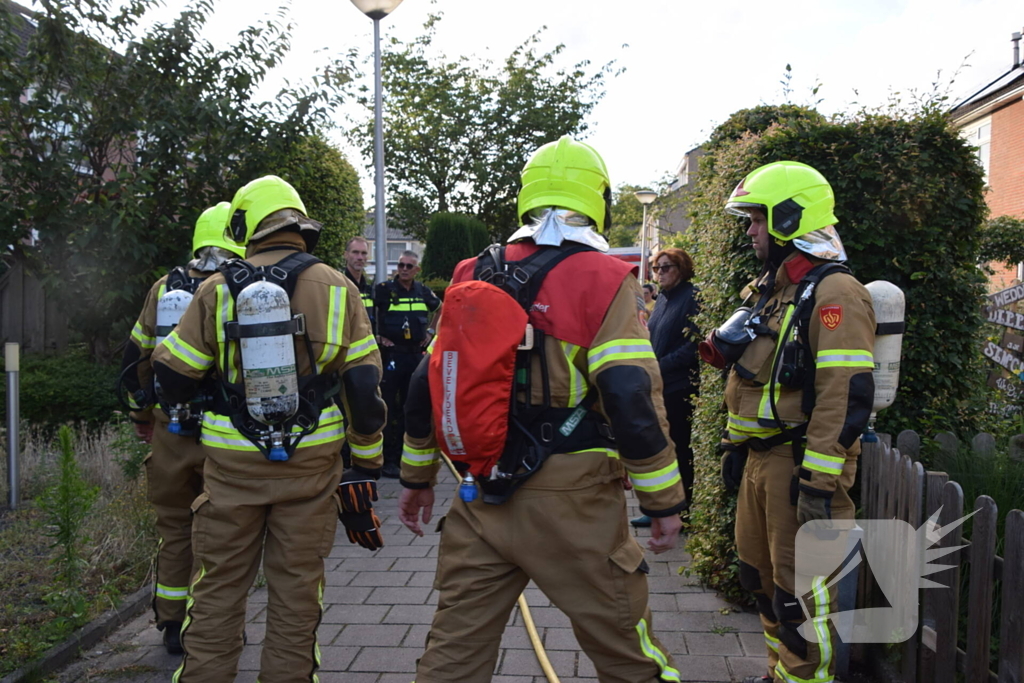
top-left (339, 509), bottom-right (384, 550)
top-left (339, 468), bottom-right (379, 514)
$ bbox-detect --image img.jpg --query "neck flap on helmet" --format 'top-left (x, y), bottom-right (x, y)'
top-left (191, 246), bottom-right (240, 273)
top-left (507, 208), bottom-right (609, 252)
top-left (792, 225), bottom-right (847, 262)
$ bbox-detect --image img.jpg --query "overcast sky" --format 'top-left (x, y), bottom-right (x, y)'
top-left (68, 0), bottom-right (1024, 200)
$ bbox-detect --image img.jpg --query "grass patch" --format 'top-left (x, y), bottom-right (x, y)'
top-left (0, 421), bottom-right (156, 677)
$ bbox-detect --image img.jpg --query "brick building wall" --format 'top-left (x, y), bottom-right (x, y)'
top-left (980, 95), bottom-right (1024, 292)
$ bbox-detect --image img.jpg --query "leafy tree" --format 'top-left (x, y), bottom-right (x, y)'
top-left (273, 134), bottom-right (364, 270)
top-left (420, 212), bottom-right (489, 282)
top-left (979, 215), bottom-right (1024, 272)
top-left (352, 13), bottom-right (615, 242)
top-left (0, 0), bottom-right (352, 359)
top-left (681, 103), bottom-right (988, 601)
top-left (706, 104), bottom-right (825, 150)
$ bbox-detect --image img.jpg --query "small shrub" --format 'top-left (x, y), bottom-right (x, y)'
top-left (0, 346), bottom-right (121, 429)
top-left (420, 212), bottom-right (490, 282)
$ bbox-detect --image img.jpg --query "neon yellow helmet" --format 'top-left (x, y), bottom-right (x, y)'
top-left (518, 135), bottom-right (612, 232)
top-left (226, 175), bottom-right (316, 247)
top-left (193, 202), bottom-right (245, 258)
top-left (725, 161), bottom-right (838, 241)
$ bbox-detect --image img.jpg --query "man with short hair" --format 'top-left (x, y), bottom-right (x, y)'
top-left (343, 236), bottom-right (375, 331)
top-left (374, 250), bottom-right (441, 478)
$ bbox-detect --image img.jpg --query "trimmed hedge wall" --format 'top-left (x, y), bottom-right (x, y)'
top-left (679, 106), bottom-right (989, 600)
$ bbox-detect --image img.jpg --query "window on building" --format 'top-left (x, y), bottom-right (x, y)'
top-left (387, 243), bottom-right (406, 262)
top-left (961, 117), bottom-right (992, 181)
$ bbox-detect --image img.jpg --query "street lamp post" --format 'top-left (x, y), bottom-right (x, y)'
top-left (350, 0), bottom-right (404, 283)
top-left (633, 189), bottom-right (657, 283)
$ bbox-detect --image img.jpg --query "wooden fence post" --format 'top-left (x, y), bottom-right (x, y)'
top-left (933, 481), bottom-right (965, 683)
top-left (934, 432), bottom-right (959, 473)
top-left (1000, 510), bottom-right (1024, 683)
top-left (967, 496), bottom-right (998, 683)
top-left (1009, 435), bottom-right (1024, 464)
top-left (901, 459), bottom-right (925, 683)
top-left (898, 430), bottom-right (922, 462)
top-left (972, 433), bottom-right (996, 461)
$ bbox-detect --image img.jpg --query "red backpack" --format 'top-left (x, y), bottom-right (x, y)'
top-left (428, 244), bottom-right (614, 501)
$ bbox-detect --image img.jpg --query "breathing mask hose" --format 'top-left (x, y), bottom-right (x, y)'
top-left (437, 451), bottom-right (561, 683)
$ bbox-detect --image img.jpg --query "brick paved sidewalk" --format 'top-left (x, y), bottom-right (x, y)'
top-left (56, 469), bottom-right (767, 682)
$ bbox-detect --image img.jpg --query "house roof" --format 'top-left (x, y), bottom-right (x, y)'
top-left (5, 0), bottom-right (38, 60)
top-left (950, 65), bottom-right (1024, 123)
top-left (359, 213), bottom-right (419, 242)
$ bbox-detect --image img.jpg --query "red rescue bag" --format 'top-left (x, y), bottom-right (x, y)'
top-left (429, 280), bottom-right (528, 477)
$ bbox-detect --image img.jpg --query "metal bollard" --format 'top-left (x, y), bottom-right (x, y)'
top-left (6, 342), bottom-right (19, 510)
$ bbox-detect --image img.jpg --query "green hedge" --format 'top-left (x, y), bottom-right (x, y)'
top-left (420, 212), bottom-right (490, 282)
top-left (679, 105), bottom-right (989, 600)
top-left (0, 347), bottom-right (121, 429)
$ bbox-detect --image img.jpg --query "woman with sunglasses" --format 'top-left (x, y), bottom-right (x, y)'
top-left (632, 247), bottom-right (700, 528)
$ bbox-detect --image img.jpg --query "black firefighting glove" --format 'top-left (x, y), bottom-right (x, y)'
top-left (720, 444), bottom-right (748, 493)
top-left (796, 491), bottom-right (832, 526)
top-left (338, 468), bottom-right (379, 514)
top-left (339, 509), bottom-right (384, 550)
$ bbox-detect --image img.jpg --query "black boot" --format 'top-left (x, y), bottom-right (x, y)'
top-left (381, 450), bottom-right (401, 479)
top-left (161, 621), bottom-right (183, 655)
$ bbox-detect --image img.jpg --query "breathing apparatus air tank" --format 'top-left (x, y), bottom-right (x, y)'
top-left (155, 289), bottom-right (195, 434)
top-left (235, 279), bottom-right (300, 461)
top-left (864, 280), bottom-right (905, 439)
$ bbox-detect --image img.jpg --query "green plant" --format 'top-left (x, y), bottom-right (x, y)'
top-left (110, 416), bottom-right (150, 481)
top-left (0, 346), bottom-right (121, 429)
top-left (420, 212), bottom-right (490, 282)
top-left (978, 215), bottom-right (1024, 272)
top-left (38, 426), bottom-right (99, 623)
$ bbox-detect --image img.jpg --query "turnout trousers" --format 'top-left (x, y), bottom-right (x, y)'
top-left (173, 457), bottom-right (343, 683)
top-left (145, 421), bottom-right (205, 626)
top-left (415, 463), bottom-right (680, 683)
top-left (735, 445), bottom-right (855, 683)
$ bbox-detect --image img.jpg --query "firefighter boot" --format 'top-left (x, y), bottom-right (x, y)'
top-left (162, 621), bottom-right (183, 655)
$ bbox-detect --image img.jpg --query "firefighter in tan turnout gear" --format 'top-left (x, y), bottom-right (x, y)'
top-left (398, 136), bottom-right (687, 683)
top-left (118, 202), bottom-right (245, 654)
top-left (699, 161), bottom-right (876, 683)
top-left (152, 176), bottom-right (387, 683)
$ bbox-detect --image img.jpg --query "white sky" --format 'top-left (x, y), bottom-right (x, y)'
top-left (51, 0), bottom-right (1024, 200)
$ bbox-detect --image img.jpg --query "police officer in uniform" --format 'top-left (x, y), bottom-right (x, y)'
top-left (120, 203), bottom-right (244, 654)
top-left (374, 250), bottom-right (441, 478)
top-left (152, 176), bottom-right (387, 683)
top-left (398, 137), bottom-right (687, 683)
top-left (700, 161), bottom-right (875, 683)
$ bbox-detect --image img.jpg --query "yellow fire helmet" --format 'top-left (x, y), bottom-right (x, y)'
top-left (226, 175), bottom-right (321, 251)
top-left (192, 202), bottom-right (245, 258)
top-left (725, 161), bottom-right (838, 241)
top-left (518, 135), bottom-right (612, 232)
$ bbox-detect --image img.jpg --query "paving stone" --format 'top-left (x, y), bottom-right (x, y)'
top-left (333, 624), bottom-right (410, 647)
top-left (499, 648), bottom-right (576, 677)
top-left (322, 585), bottom-right (374, 604)
top-left (349, 645), bottom-right (421, 672)
top-left (323, 570), bottom-right (357, 586)
top-left (320, 603), bottom-right (390, 624)
top-left (382, 604), bottom-right (438, 624)
top-left (685, 632), bottom-right (744, 656)
top-left (668, 654), bottom-right (732, 681)
top-left (316, 645), bottom-right (360, 671)
top-left (372, 544), bottom-right (434, 557)
top-left (543, 627), bottom-right (580, 650)
top-left (316, 622), bottom-right (343, 645)
top-left (349, 570), bottom-right (413, 586)
top-left (365, 586), bottom-right (434, 605)
top-left (676, 592), bottom-right (737, 611)
top-left (653, 628), bottom-right (688, 657)
top-left (406, 570), bottom-right (436, 587)
top-left (739, 630), bottom-right (769, 656)
top-left (500, 624), bottom-right (534, 650)
top-left (391, 557), bottom-right (440, 572)
top-left (728, 655), bottom-right (773, 680)
top-left (402, 623), bottom-right (431, 648)
top-left (237, 644), bottom-right (262, 670)
top-left (336, 557), bottom-right (398, 572)
top-left (648, 591), bottom-right (680, 612)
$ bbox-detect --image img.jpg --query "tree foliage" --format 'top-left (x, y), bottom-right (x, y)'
top-left (352, 13), bottom-right (615, 242)
top-left (420, 212), bottom-right (490, 283)
top-left (680, 105), bottom-right (989, 600)
top-left (979, 215), bottom-right (1024, 271)
top-left (0, 0), bottom-right (353, 358)
top-left (706, 104), bottom-right (826, 151)
top-left (273, 134), bottom-right (364, 270)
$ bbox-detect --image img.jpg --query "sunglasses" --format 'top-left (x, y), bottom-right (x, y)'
top-left (651, 264), bottom-right (677, 274)
top-left (397, 263), bottom-right (417, 270)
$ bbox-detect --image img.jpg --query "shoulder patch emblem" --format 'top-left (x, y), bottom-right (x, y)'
top-left (819, 305), bottom-right (843, 331)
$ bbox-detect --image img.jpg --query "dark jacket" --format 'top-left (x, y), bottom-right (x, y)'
top-left (647, 281), bottom-right (700, 396)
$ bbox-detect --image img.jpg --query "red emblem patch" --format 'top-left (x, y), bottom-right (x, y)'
top-left (820, 305), bottom-right (843, 331)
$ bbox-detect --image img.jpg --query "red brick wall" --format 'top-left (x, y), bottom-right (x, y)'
top-left (983, 97), bottom-right (1024, 291)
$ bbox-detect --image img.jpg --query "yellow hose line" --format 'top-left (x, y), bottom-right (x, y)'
top-left (438, 453), bottom-right (561, 683)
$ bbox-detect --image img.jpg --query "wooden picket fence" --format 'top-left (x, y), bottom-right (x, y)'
top-left (860, 431), bottom-right (1024, 683)
top-left (0, 257), bottom-right (67, 353)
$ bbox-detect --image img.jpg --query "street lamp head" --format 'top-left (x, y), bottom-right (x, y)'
top-left (349, 0), bottom-right (404, 20)
top-left (634, 189), bottom-right (658, 205)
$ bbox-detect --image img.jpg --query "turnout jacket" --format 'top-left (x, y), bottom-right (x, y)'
top-left (122, 267), bottom-right (208, 425)
top-left (724, 252), bottom-right (876, 498)
top-left (152, 232), bottom-right (385, 479)
top-left (400, 241), bottom-right (688, 517)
